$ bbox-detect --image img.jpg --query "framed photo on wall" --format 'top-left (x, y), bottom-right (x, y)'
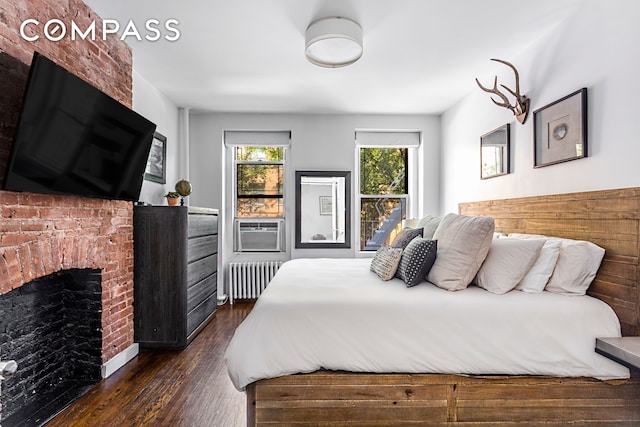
top-left (319, 196), bottom-right (332, 215)
top-left (534, 88), bottom-right (587, 168)
top-left (144, 131), bottom-right (167, 184)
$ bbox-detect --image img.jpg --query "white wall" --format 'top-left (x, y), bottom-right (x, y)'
top-left (189, 113), bottom-right (439, 295)
top-left (132, 70), bottom-right (181, 205)
top-left (300, 182), bottom-right (333, 241)
top-left (441, 0), bottom-right (640, 214)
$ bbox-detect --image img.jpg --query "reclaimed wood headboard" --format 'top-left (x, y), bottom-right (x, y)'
top-left (459, 187), bottom-right (640, 336)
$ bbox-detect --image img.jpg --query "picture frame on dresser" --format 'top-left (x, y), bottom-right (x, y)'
top-left (534, 88), bottom-right (588, 168)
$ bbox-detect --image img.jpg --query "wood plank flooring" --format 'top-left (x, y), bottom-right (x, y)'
top-left (46, 302), bottom-right (254, 427)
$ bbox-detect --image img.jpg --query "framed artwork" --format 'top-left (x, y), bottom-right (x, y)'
top-left (144, 131), bottom-right (167, 183)
top-left (480, 123), bottom-right (510, 179)
top-left (534, 88), bottom-right (587, 168)
top-left (319, 196), bottom-right (332, 215)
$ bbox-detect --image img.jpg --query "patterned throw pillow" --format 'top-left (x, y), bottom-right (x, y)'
top-left (370, 245), bottom-right (404, 281)
top-left (395, 238), bottom-right (438, 287)
top-left (390, 227), bottom-right (423, 249)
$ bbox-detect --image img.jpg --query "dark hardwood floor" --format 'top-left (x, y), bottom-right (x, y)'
top-left (46, 302), bottom-right (254, 427)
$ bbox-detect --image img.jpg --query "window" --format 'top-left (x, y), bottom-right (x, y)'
top-left (235, 146), bottom-right (284, 218)
top-left (225, 131), bottom-right (290, 253)
top-left (355, 131), bottom-right (420, 251)
top-left (359, 147), bottom-right (408, 250)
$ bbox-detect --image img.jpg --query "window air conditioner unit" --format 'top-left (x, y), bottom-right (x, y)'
top-left (235, 219), bottom-right (284, 252)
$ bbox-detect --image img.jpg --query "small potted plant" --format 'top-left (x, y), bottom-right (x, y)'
top-left (165, 191), bottom-right (180, 206)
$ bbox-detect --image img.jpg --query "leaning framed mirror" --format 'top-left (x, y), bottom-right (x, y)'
top-left (295, 171), bottom-right (351, 249)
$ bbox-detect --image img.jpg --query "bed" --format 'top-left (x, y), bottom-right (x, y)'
top-left (228, 187), bottom-right (640, 425)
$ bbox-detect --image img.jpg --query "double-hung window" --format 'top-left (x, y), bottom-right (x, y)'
top-left (235, 147), bottom-right (284, 218)
top-left (356, 131), bottom-right (420, 251)
top-left (225, 131), bottom-right (290, 219)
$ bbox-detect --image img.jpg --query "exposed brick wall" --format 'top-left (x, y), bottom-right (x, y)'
top-left (0, 0), bottom-right (135, 364)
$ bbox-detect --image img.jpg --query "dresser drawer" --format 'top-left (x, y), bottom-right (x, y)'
top-left (187, 254), bottom-right (217, 286)
top-left (187, 291), bottom-right (217, 337)
top-left (187, 273), bottom-right (217, 312)
top-left (187, 235), bottom-right (218, 263)
top-left (188, 214), bottom-right (218, 238)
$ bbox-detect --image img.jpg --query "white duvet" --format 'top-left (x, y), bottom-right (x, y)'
top-left (225, 258), bottom-right (629, 390)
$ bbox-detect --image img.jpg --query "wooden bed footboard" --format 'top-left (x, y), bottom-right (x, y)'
top-left (246, 187), bottom-right (640, 426)
top-left (248, 371), bottom-right (640, 426)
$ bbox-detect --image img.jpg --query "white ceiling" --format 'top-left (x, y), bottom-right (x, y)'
top-left (84, 0), bottom-right (585, 115)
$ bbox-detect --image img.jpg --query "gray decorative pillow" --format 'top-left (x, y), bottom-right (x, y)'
top-left (370, 245), bottom-right (403, 281)
top-left (395, 238), bottom-right (438, 287)
top-left (390, 227), bottom-right (423, 249)
top-left (416, 215), bottom-right (441, 239)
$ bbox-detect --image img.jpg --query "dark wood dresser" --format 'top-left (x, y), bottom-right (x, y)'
top-left (133, 205), bottom-right (219, 348)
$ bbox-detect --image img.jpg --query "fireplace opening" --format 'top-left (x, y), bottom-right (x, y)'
top-left (0, 269), bottom-right (102, 427)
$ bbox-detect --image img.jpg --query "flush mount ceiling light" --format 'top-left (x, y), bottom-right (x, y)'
top-left (305, 17), bottom-right (363, 68)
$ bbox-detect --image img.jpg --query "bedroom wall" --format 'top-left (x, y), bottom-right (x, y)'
top-left (440, 0), bottom-right (640, 213)
top-left (189, 113), bottom-right (440, 294)
top-left (133, 70), bottom-right (181, 205)
top-left (301, 183), bottom-right (333, 240)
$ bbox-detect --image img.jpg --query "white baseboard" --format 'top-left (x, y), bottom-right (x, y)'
top-left (101, 343), bottom-right (139, 378)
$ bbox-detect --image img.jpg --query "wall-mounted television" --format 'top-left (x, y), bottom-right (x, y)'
top-left (3, 52), bottom-right (156, 201)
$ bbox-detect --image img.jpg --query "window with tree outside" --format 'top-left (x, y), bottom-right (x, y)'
top-left (359, 147), bottom-right (408, 251)
top-left (235, 146), bottom-right (284, 218)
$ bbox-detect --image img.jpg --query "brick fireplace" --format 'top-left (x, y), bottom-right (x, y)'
top-left (0, 0), bottom-right (138, 420)
top-left (0, 192), bottom-right (136, 363)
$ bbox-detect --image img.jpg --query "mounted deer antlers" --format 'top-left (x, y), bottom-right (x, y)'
top-left (476, 59), bottom-right (530, 124)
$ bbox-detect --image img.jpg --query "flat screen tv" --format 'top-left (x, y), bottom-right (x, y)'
top-left (3, 52), bottom-right (156, 201)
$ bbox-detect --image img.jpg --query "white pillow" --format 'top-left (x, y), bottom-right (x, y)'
top-left (509, 233), bottom-right (550, 240)
top-left (515, 239), bottom-right (561, 293)
top-left (402, 219), bottom-right (420, 229)
top-left (546, 239), bottom-right (605, 295)
top-left (508, 233), bottom-right (605, 295)
top-left (427, 213), bottom-right (494, 291)
top-left (475, 238), bottom-right (545, 294)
